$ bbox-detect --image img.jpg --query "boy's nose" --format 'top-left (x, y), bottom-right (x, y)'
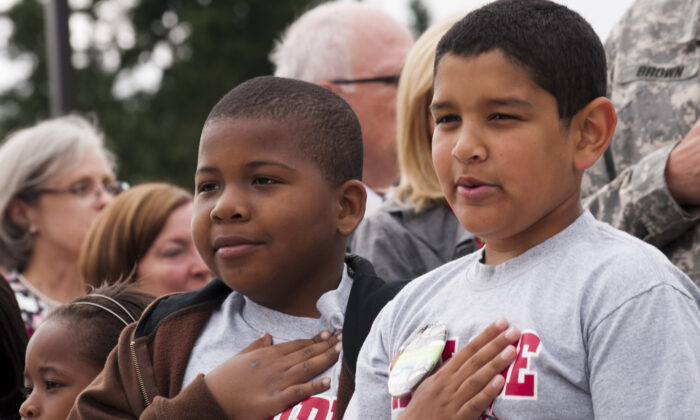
top-left (210, 203), bottom-right (250, 222)
top-left (19, 396), bottom-right (38, 418)
top-left (209, 190), bottom-right (250, 222)
top-left (452, 125), bottom-right (487, 163)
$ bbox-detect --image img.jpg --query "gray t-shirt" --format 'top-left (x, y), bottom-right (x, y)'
top-left (182, 265), bottom-right (353, 419)
top-left (345, 212), bottom-right (700, 419)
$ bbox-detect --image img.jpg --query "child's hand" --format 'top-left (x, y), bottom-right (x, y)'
top-left (203, 330), bottom-right (342, 420)
top-left (400, 318), bottom-right (520, 420)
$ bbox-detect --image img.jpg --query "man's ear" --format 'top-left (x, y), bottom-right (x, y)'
top-left (317, 80), bottom-right (345, 97)
top-left (571, 97), bottom-right (617, 171)
top-left (336, 180), bottom-right (366, 237)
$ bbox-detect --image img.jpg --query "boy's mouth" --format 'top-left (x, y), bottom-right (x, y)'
top-left (456, 176), bottom-right (497, 199)
top-left (213, 235), bottom-right (262, 258)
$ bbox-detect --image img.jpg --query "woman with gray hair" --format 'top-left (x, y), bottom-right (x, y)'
top-left (0, 115), bottom-right (123, 336)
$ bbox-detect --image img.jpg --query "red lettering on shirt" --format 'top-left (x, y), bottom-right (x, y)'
top-left (502, 331), bottom-right (541, 399)
top-left (273, 396), bottom-right (336, 420)
top-left (441, 338), bottom-right (458, 362)
top-left (391, 395), bottom-right (412, 409)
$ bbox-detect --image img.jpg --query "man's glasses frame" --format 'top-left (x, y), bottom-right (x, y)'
top-left (329, 74), bottom-right (400, 86)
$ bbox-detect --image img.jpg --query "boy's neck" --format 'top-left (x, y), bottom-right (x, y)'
top-left (246, 254), bottom-right (347, 319)
top-left (482, 201), bottom-right (584, 266)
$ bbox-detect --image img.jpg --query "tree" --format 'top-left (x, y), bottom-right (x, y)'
top-left (408, 0), bottom-right (430, 37)
top-left (0, 0), bottom-right (325, 188)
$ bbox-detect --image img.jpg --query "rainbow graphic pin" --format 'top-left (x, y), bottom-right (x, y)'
top-left (388, 321), bottom-right (447, 398)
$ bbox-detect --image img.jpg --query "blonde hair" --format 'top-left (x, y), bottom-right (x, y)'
top-left (393, 17), bottom-right (461, 212)
top-left (0, 115), bottom-right (114, 270)
top-left (78, 183), bottom-right (192, 288)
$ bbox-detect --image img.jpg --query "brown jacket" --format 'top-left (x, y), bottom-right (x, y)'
top-left (68, 255), bottom-right (403, 419)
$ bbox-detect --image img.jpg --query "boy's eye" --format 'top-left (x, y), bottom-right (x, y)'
top-left (489, 113), bottom-right (519, 121)
top-left (197, 182), bottom-right (219, 194)
top-left (44, 380), bottom-right (64, 391)
top-left (252, 177), bottom-right (279, 185)
top-left (23, 386), bottom-right (33, 398)
top-left (435, 114), bottom-right (460, 125)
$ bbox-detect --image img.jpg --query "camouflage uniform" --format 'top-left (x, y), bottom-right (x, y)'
top-left (582, 0), bottom-right (700, 286)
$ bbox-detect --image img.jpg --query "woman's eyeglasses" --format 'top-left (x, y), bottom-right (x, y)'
top-left (36, 180), bottom-right (129, 200)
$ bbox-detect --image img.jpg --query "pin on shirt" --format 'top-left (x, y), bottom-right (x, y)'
top-left (388, 321), bottom-right (447, 398)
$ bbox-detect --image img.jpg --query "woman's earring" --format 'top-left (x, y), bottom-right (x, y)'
top-left (29, 225), bottom-right (37, 235)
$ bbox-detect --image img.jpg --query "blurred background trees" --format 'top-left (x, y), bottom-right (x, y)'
top-left (0, 0), bottom-right (429, 188)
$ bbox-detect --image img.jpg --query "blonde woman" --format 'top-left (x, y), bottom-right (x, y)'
top-left (350, 18), bottom-right (479, 282)
top-left (0, 115), bottom-right (121, 336)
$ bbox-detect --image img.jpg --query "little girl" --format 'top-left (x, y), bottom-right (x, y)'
top-left (19, 283), bottom-right (153, 420)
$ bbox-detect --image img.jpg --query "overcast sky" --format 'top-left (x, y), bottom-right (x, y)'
top-left (0, 0), bottom-right (636, 93)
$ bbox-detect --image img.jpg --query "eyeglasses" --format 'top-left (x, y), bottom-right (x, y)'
top-left (36, 180), bottom-right (129, 200)
top-left (329, 74), bottom-right (401, 86)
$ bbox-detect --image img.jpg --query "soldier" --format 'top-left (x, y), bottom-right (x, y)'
top-left (583, 0), bottom-right (700, 286)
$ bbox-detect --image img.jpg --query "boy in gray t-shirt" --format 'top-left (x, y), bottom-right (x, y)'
top-left (345, 1), bottom-right (700, 419)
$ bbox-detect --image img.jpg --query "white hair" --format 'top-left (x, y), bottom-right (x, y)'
top-left (0, 114), bottom-right (115, 270)
top-left (269, 2), bottom-right (373, 83)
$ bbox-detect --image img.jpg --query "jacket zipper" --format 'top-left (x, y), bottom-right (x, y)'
top-left (130, 340), bottom-right (151, 407)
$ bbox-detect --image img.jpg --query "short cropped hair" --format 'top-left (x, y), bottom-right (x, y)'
top-left (79, 183), bottom-right (192, 288)
top-left (436, 0), bottom-right (606, 122)
top-left (47, 282), bottom-right (153, 370)
top-left (0, 115), bottom-right (115, 270)
top-left (205, 76), bottom-right (363, 187)
top-left (394, 17), bottom-right (461, 211)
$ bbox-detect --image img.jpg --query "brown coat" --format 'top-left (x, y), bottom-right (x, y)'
top-left (68, 279), bottom-right (230, 419)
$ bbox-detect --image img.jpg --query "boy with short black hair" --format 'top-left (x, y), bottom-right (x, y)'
top-left (70, 76), bottom-right (379, 419)
top-left (345, 1), bottom-right (700, 419)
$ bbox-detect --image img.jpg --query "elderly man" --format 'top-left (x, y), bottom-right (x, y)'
top-left (270, 3), bottom-right (413, 213)
top-left (583, 0), bottom-right (700, 286)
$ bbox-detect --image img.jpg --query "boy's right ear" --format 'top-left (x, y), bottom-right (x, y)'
top-left (571, 97), bottom-right (617, 171)
top-left (336, 180), bottom-right (366, 237)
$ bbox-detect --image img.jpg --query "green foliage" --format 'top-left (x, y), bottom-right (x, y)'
top-left (0, 0), bottom-right (325, 188)
top-left (408, 0), bottom-right (430, 37)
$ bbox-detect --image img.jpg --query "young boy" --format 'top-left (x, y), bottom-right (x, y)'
top-left (67, 76), bottom-right (364, 419)
top-left (345, 1), bottom-right (700, 419)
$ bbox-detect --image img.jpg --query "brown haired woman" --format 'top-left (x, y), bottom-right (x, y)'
top-left (79, 183), bottom-right (213, 297)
